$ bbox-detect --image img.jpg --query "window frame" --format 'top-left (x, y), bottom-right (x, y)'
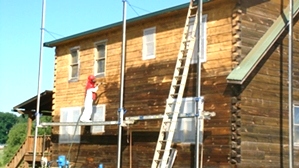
top-left (91, 104), bottom-right (106, 134)
top-left (142, 27), bottom-right (156, 60)
top-left (94, 40), bottom-right (107, 77)
top-left (59, 107), bottom-right (81, 144)
top-left (190, 14), bottom-right (208, 64)
top-left (69, 46), bottom-right (80, 82)
top-left (168, 97), bottom-right (203, 144)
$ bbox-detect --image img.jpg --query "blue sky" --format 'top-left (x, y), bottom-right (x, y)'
top-left (0, 0), bottom-right (188, 113)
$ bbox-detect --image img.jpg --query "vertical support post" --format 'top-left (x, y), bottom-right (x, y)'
top-left (195, 0), bottom-right (203, 167)
top-left (33, 0), bottom-right (46, 167)
top-left (27, 113), bottom-right (33, 137)
top-left (288, 0), bottom-right (294, 167)
top-left (117, 1), bottom-right (127, 168)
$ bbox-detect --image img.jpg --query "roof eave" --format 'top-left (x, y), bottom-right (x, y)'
top-left (12, 90), bottom-right (53, 113)
top-left (44, 3), bottom-right (190, 47)
top-left (44, 1), bottom-right (211, 48)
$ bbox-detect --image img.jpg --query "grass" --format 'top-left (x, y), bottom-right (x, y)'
top-left (0, 149), bottom-right (4, 168)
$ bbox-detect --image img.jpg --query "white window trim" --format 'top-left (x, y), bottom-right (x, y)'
top-left (168, 97), bottom-right (203, 144)
top-left (69, 46), bottom-right (80, 82)
top-left (294, 105), bottom-right (299, 146)
top-left (94, 40), bottom-right (107, 77)
top-left (59, 106), bottom-right (81, 144)
top-left (191, 14), bottom-right (208, 64)
top-left (91, 104), bottom-right (106, 134)
top-left (142, 27), bottom-right (156, 60)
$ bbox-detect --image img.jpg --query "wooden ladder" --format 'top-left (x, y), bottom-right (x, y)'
top-left (151, 1), bottom-right (198, 167)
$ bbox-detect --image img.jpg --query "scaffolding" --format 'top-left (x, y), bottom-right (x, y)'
top-left (32, 0), bottom-right (213, 167)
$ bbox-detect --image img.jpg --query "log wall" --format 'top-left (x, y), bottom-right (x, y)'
top-left (50, 0), bottom-right (236, 167)
top-left (234, 0), bottom-right (299, 167)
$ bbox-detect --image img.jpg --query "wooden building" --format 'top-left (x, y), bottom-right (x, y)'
top-left (7, 90), bottom-right (52, 168)
top-left (11, 0), bottom-right (299, 167)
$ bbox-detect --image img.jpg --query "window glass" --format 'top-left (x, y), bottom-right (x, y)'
top-left (168, 97), bottom-right (203, 143)
top-left (70, 47), bottom-right (79, 80)
top-left (189, 15), bottom-right (207, 64)
top-left (143, 27), bottom-right (156, 60)
top-left (95, 41), bottom-right (106, 76)
top-left (59, 107), bottom-right (81, 143)
top-left (71, 50), bottom-right (78, 63)
top-left (71, 64), bottom-right (78, 78)
top-left (294, 106), bottom-right (299, 145)
top-left (96, 60), bottom-right (105, 74)
top-left (91, 105), bottom-right (106, 133)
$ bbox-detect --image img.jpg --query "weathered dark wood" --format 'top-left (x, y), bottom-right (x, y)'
top-left (34, 0), bottom-right (299, 167)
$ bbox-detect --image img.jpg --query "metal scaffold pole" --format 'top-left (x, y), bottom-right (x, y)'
top-left (288, 0), bottom-right (294, 167)
top-left (117, 1), bottom-right (127, 168)
top-left (195, 0), bottom-right (203, 167)
top-left (33, 0), bottom-right (46, 167)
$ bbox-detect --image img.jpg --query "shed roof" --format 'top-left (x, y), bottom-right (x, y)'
top-left (44, 1), bottom-right (210, 47)
top-left (226, 0), bottom-right (299, 84)
top-left (13, 90), bottom-right (53, 115)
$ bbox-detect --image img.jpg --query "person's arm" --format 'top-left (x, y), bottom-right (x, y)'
top-left (89, 85), bottom-right (98, 92)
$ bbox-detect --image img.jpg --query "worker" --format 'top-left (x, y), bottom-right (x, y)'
top-left (80, 75), bottom-right (98, 122)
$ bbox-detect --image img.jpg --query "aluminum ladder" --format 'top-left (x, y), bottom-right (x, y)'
top-left (151, 1), bottom-right (198, 167)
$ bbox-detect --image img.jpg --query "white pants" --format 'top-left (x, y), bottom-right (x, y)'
top-left (80, 87), bottom-right (98, 121)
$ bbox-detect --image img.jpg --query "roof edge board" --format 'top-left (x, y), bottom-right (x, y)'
top-left (44, 1), bottom-right (211, 48)
top-left (226, 0), bottom-right (299, 84)
top-left (44, 3), bottom-right (190, 47)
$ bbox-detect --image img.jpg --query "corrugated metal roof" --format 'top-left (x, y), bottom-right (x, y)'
top-left (227, 0), bottom-right (299, 84)
top-left (44, 1), bottom-right (210, 47)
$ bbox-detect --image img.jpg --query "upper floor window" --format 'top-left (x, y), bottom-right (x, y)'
top-left (294, 106), bottom-right (299, 146)
top-left (143, 27), bottom-right (156, 60)
top-left (59, 107), bottom-right (81, 143)
top-left (91, 105), bottom-right (106, 134)
top-left (69, 47), bottom-right (80, 81)
top-left (188, 14), bottom-right (208, 64)
top-left (94, 41), bottom-right (107, 77)
top-left (169, 97), bottom-right (203, 143)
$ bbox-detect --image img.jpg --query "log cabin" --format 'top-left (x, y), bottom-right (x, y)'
top-left (9, 0), bottom-right (299, 167)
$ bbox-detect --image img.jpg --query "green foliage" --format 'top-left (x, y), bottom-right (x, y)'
top-left (1, 122), bottom-right (27, 166)
top-left (38, 116), bottom-right (52, 135)
top-left (0, 112), bottom-right (18, 144)
top-left (0, 150), bottom-right (4, 167)
top-left (0, 114), bottom-right (52, 166)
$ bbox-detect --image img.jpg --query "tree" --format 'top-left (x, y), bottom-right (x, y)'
top-left (0, 114), bottom-right (52, 166)
top-left (0, 112), bottom-right (18, 144)
top-left (1, 122), bottom-right (27, 165)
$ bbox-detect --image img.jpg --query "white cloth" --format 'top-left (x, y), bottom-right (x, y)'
top-left (81, 86), bottom-right (98, 122)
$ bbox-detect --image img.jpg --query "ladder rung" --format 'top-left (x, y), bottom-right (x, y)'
top-left (154, 159), bottom-right (161, 163)
top-left (177, 66), bottom-right (187, 70)
top-left (179, 57), bottom-right (186, 62)
top-left (161, 129), bottom-right (175, 132)
top-left (172, 84), bottom-right (183, 88)
top-left (167, 101), bottom-right (174, 105)
top-left (175, 75), bottom-right (182, 79)
top-left (183, 40), bottom-right (190, 44)
top-left (171, 93), bottom-right (178, 97)
top-left (181, 48), bottom-right (188, 52)
top-left (166, 111), bottom-right (173, 115)
top-left (190, 6), bottom-right (198, 10)
top-left (159, 140), bottom-right (168, 143)
top-left (189, 14), bottom-right (196, 18)
top-left (155, 159), bottom-right (167, 162)
top-left (163, 120), bottom-right (171, 124)
top-left (157, 149), bottom-right (171, 153)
